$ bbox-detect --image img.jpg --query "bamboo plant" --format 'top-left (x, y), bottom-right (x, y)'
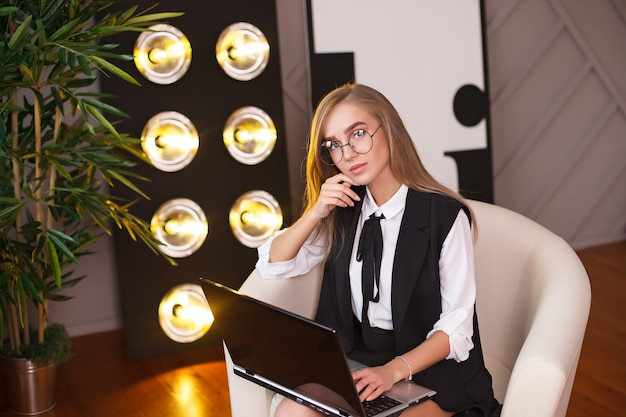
top-left (0, 0), bottom-right (180, 364)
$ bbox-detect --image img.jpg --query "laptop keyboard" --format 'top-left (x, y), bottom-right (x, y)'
top-left (362, 394), bottom-right (402, 417)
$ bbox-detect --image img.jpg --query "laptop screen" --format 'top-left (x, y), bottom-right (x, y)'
top-left (201, 278), bottom-right (363, 415)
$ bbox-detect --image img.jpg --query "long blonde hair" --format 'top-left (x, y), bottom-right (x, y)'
top-left (303, 83), bottom-right (475, 253)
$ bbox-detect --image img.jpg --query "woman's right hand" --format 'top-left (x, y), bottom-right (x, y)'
top-left (268, 174), bottom-right (360, 263)
top-left (311, 174), bottom-right (361, 219)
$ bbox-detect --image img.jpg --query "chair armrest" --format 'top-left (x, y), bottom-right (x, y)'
top-left (225, 263), bottom-right (325, 417)
top-left (224, 342), bottom-right (276, 417)
top-left (238, 262), bottom-right (324, 319)
top-left (501, 237), bottom-right (591, 417)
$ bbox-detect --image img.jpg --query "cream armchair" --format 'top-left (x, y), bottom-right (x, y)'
top-left (224, 200), bottom-right (591, 417)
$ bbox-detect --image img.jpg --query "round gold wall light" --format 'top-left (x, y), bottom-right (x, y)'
top-left (141, 111), bottom-right (199, 172)
top-left (158, 283), bottom-right (214, 343)
top-left (229, 190), bottom-right (283, 248)
top-left (216, 22), bottom-right (269, 81)
top-left (134, 24), bottom-right (192, 85)
top-left (223, 106), bottom-right (276, 165)
top-left (150, 198), bottom-right (208, 258)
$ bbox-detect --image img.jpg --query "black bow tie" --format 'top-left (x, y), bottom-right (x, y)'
top-left (357, 213), bottom-right (385, 304)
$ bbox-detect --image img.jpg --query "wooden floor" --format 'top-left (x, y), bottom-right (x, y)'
top-left (565, 241), bottom-right (626, 417)
top-left (0, 241), bottom-right (624, 416)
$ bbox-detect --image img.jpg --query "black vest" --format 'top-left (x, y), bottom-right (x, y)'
top-left (315, 187), bottom-right (497, 413)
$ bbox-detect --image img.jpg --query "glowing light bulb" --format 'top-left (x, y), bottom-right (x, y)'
top-left (229, 190), bottom-right (283, 248)
top-left (159, 284), bottom-right (214, 343)
top-left (223, 107), bottom-right (276, 165)
top-left (141, 112), bottom-right (199, 172)
top-left (134, 24), bottom-right (192, 84)
top-left (216, 22), bottom-right (269, 81)
top-left (150, 199), bottom-right (208, 258)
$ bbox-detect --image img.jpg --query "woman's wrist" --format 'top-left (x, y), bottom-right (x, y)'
top-left (390, 356), bottom-right (412, 382)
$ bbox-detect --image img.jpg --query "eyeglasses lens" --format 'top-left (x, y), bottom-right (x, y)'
top-left (320, 130), bottom-right (374, 165)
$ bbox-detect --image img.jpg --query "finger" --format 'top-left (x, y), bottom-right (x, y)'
top-left (321, 182), bottom-right (360, 205)
top-left (328, 173), bottom-right (357, 185)
top-left (319, 191), bottom-right (354, 208)
top-left (365, 385), bottom-right (383, 402)
top-left (359, 384), bottom-right (380, 403)
top-left (319, 186), bottom-right (357, 208)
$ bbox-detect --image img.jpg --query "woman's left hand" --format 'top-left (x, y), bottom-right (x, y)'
top-left (352, 366), bottom-right (396, 402)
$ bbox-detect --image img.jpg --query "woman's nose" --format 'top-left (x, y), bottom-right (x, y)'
top-left (342, 144), bottom-right (358, 160)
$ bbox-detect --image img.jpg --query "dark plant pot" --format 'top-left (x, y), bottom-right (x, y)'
top-left (0, 357), bottom-right (57, 415)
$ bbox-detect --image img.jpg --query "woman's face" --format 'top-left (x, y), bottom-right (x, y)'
top-left (321, 101), bottom-right (396, 190)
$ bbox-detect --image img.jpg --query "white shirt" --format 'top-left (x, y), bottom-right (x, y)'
top-left (256, 185), bottom-right (476, 362)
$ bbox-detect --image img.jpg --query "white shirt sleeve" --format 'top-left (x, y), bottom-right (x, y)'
top-left (255, 228), bottom-right (327, 279)
top-left (426, 210), bottom-right (476, 362)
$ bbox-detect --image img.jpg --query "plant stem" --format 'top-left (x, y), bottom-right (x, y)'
top-left (47, 107), bottom-right (61, 231)
top-left (9, 87), bottom-right (22, 352)
top-left (34, 88), bottom-right (47, 344)
top-left (10, 88), bottom-right (22, 234)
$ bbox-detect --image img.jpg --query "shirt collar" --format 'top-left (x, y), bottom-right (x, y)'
top-left (363, 184), bottom-right (408, 220)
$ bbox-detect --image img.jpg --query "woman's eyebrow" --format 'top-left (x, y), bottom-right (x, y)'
top-left (343, 121), bottom-right (366, 135)
top-left (322, 121), bottom-right (367, 142)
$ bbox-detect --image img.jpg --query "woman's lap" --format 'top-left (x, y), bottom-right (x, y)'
top-left (271, 393), bottom-right (453, 417)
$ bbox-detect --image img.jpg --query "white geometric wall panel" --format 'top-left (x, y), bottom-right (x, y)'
top-left (485, 0), bottom-right (626, 249)
top-left (310, 0), bottom-right (489, 194)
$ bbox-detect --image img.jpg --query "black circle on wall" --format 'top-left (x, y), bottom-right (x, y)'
top-left (453, 84), bottom-right (487, 127)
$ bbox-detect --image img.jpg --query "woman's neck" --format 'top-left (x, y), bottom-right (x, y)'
top-left (367, 173), bottom-right (402, 206)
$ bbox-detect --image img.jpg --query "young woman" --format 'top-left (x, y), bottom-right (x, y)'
top-left (256, 83), bottom-right (500, 417)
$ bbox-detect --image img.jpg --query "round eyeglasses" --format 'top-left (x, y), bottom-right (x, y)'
top-left (320, 125), bottom-right (382, 165)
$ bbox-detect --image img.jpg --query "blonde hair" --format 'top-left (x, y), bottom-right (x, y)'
top-left (303, 83), bottom-right (475, 254)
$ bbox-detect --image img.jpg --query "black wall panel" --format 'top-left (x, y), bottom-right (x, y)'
top-left (100, 0), bottom-right (290, 359)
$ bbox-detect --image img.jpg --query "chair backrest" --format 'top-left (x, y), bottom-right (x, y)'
top-left (468, 200), bottom-right (591, 417)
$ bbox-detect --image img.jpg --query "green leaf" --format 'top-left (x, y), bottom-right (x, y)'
top-left (48, 229), bottom-right (79, 246)
top-left (77, 55), bottom-right (92, 76)
top-left (68, 51), bottom-right (76, 69)
top-left (117, 5), bottom-right (138, 23)
top-left (49, 19), bottom-right (82, 42)
top-left (81, 98), bottom-right (128, 118)
top-left (0, 196), bottom-right (22, 204)
top-left (16, 278), bottom-right (26, 326)
top-left (8, 15), bottom-right (33, 51)
top-left (48, 241), bottom-right (62, 288)
top-left (50, 159), bottom-right (73, 181)
top-left (18, 64), bottom-right (34, 83)
top-left (124, 12), bottom-right (184, 26)
top-left (47, 233), bottom-right (79, 265)
top-left (108, 170), bottom-right (150, 200)
top-left (65, 77), bottom-right (97, 88)
top-left (0, 7), bottom-right (19, 17)
top-left (0, 205), bottom-right (24, 228)
top-left (35, 18), bottom-right (46, 47)
top-left (21, 274), bottom-right (44, 305)
top-left (84, 103), bottom-right (120, 140)
top-left (90, 55), bottom-right (141, 86)
top-left (50, 87), bottom-right (64, 110)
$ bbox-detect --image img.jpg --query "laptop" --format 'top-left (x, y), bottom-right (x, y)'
top-left (200, 278), bottom-right (436, 417)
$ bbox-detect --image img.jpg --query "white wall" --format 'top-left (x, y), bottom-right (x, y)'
top-left (52, 0), bottom-right (625, 336)
top-left (309, 0), bottom-right (488, 192)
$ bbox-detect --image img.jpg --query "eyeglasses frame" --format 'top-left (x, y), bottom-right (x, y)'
top-left (320, 124), bottom-right (383, 165)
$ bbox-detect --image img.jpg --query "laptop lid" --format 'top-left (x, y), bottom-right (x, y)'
top-left (200, 278), bottom-right (435, 417)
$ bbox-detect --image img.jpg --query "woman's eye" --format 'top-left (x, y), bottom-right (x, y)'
top-left (352, 129), bottom-right (365, 139)
top-left (329, 141), bottom-right (342, 151)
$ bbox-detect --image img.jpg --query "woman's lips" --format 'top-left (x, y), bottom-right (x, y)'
top-left (350, 163), bottom-right (366, 174)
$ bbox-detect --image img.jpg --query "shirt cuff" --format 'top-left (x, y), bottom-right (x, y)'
top-left (427, 307), bottom-right (475, 362)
